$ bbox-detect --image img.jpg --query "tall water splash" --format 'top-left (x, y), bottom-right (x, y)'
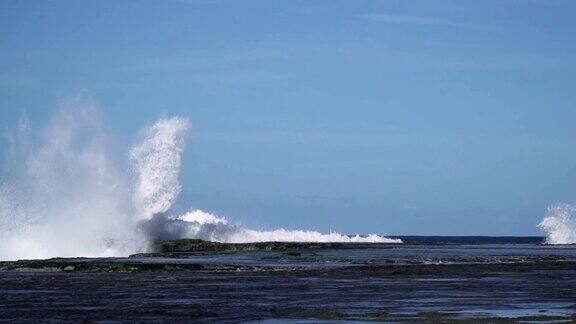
top-left (130, 117), bottom-right (190, 220)
top-left (0, 99), bottom-right (146, 260)
top-left (0, 101), bottom-right (400, 260)
top-left (539, 204), bottom-right (576, 244)
top-left (132, 118), bottom-right (400, 244)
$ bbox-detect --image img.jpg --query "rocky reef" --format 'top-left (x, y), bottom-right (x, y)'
top-left (2, 240), bottom-right (576, 322)
top-left (151, 238), bottom-right (397, 253)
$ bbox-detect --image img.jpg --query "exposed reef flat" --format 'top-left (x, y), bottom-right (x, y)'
top-left (1, 238), bottom-right (559, 273)
top-left (153, 238), bottom-right (402, 253)
top-left (1, 239), bottom-right (575, 322)
top-left (153, 236), bottom-right (547, 253)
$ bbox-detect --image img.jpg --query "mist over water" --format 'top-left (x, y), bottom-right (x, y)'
top-left (0, 100), bottom-right (399, 260)
top-left (0, 99), bottom-right (145, 260)
top-left (540, 204), bottom-right (576, 244)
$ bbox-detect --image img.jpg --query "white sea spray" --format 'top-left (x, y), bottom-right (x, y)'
top-left (0, 100), bottom-right (400, 260)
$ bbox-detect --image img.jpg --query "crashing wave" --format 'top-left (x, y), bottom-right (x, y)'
top-left (0, 99), bottom-right (400, 260)
top-left (539, 204), bottom-right (576, 245)
top-left (130, 117), bottom-right (190, 221)
top-left (0, 98), bottom-right (146, 260)
top-left (164, 210), bottom-right (400, 243)
top-left (130, 113), bottom-right (399, 245)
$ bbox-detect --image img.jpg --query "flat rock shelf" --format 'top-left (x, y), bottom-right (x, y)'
top-left (1, 239), bottom-right (575, 322)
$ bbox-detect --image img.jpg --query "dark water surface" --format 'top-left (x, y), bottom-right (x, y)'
top-left (1, 239), bottom-right (576, 322)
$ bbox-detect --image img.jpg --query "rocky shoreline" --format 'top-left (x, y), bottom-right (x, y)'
top-left (1, 240), bottom-right (575, 322)
top-left (0, 239), bottom-right (573, 273)
top-left (153, 238), bottom-right (400, 253)
top-left (152, 236), bottom-right (547, 253)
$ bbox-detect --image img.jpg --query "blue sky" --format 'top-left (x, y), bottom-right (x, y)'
top-left (1, 0), bottom-right (575, 235)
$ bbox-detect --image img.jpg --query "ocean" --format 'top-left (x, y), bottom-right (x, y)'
top-left (1, 237), bottom-right (575, 322)
top-left (2, 109), bottom-right (575, 322)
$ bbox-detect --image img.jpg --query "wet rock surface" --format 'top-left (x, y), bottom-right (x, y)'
top-left (152, 238), bottom-right (401, 253)
top-left (1, 241), bottom-right (575, 322)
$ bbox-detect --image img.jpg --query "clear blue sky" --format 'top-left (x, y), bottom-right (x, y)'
top-left (1, 0), bottom-right (575, 235)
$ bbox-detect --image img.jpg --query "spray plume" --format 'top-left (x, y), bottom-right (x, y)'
top-left (539, 204), bottom-right (576, 244)
top-left (0, 100), bottom-right (400, 260)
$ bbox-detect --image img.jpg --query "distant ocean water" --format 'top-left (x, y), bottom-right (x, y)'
top-left (389, 236), bottom-right (546, 245)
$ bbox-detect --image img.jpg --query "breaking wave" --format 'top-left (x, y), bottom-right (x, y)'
top-left (130, 116), bottom-right (189, 221)
top-left (0, 99), bottom-right (399, 260)
top-left (0, 98), bottom-right (146, 260)
top-left (539, 204), bottom-right (576, 244)
top-left (165, 210), bottom-right (395, 243)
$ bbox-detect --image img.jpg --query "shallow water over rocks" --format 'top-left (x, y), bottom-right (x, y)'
top-left (1, 240), bottom-right (576, 322)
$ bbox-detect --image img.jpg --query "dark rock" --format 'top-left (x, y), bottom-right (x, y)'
top-left (154, 239), bottom-right (395, 253)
